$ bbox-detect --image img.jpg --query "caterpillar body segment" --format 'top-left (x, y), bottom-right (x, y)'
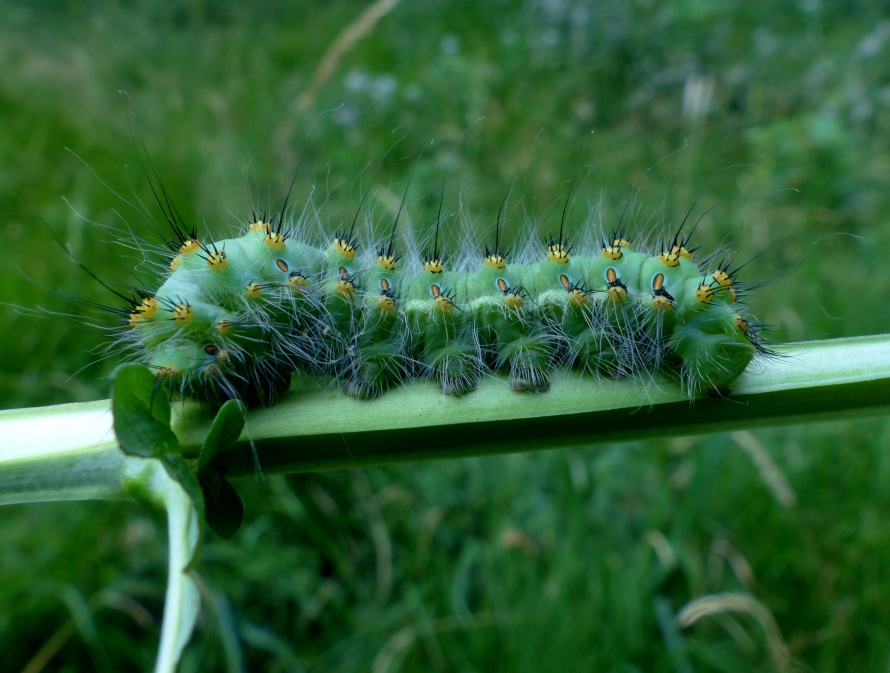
top-left (124, 185), bottom-right (763, 405)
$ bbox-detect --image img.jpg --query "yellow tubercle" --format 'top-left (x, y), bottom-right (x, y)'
top-left (484, 254), bottom-right (506, 269)
top-left (335, 266), bottom-right (355, 297)
top-left (424, 259), bottom-right (444, 274)
top-left (265, 232), bottom-right (286, 248)
top-left (207, 250), bottom-right (227, 269)
top-left (172, 302), bottom-right (194, 322)
top-left (695, 284), bottom-right (714, 304)
top-left (607, 286), bottom-right (627, 301)
top-left (712, 269), bottom-right (732, 288)
top-left (547, 243), bottom-right (570, 264)
top-left (333, 237), bottom-right (356, 258)
top-left (288, 273), bottom-right (308, 289)
top-left (180, 238), bottom-right (200, 254)
top-left (651, 295), bottom-right (672, 311)
top-left (430, 284), bottom-right (455, 312)
top-left (128, 297), bottom-right (159, 325)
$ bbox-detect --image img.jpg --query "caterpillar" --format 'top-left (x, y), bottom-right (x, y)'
top-left (90, 146), bottom-right (772, 408)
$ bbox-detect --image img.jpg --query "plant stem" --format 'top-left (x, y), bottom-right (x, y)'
top-left (0, 400), bottom-right (125, 504)
top-left (1, 336), bottom-right (888, 493)
top-left (176, 334), bottom-right (890, 476)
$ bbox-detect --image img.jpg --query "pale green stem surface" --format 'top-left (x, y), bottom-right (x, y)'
top-left (1, 335), bottom-right (888, 492)
top-left (0, 399), bottom-right (123, 505)
top-left (174, 334), bottom-right (890, 477)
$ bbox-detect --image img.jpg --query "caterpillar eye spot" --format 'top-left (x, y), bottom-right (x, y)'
top-left (378, 278), bottom-right (396, 312)
top-left (560, 275), bottom-right (588, 304)
top-left (430, 284), bottom-right (456, 312)
top-left (204, 344), bottom-right (220, 356)
top-left (335, 267), bottom-right (356, 296)
top-left (497, 278), bottom-right (509, 293)
top-left (275, 259), bottom-right (289, 273)
top-left (650, 273), bottom-right (674, 310)
top-left (605, 268), bottom-right (627, 301)
top-left (652, 273), bottom-right (665, 292)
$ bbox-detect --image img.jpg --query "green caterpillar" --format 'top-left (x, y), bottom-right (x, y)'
top-left (119, 159), bottom-right (770, 405)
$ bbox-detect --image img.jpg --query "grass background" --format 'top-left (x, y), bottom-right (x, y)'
top-left (1, 0), bottom-right (889, 670)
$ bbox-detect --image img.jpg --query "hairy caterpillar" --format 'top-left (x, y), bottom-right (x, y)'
top-left (94, 146), bottom-right (774, 408)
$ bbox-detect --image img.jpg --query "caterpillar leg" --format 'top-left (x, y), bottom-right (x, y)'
top-left (672, 323), bottom-right (755, 394)
top-left (488, 311), bottom-right (552, 393)
top-left (343, 319), bottom-right (409, 399)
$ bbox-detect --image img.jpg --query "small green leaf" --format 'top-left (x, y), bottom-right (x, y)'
top-left (112, 364), bottom-right (179, 458)
top-left (197, 399), bottom-right (246, 474)
top-left (199, 467), bottom-right (245, 540)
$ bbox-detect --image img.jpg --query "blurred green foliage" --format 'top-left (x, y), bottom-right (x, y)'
top-left (1, 0), bottom-right (889, 671)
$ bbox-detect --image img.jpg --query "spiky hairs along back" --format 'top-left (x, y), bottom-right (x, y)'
top-left (113, 150), bottom-right (771, 407)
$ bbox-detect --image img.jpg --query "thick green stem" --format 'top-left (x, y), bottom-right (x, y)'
top-left (174, 334), bottom-right (890, 476)
top-left (0, 400), bottom-right (125, 504)
top-left (1, 336), bottom-right (888, 492)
